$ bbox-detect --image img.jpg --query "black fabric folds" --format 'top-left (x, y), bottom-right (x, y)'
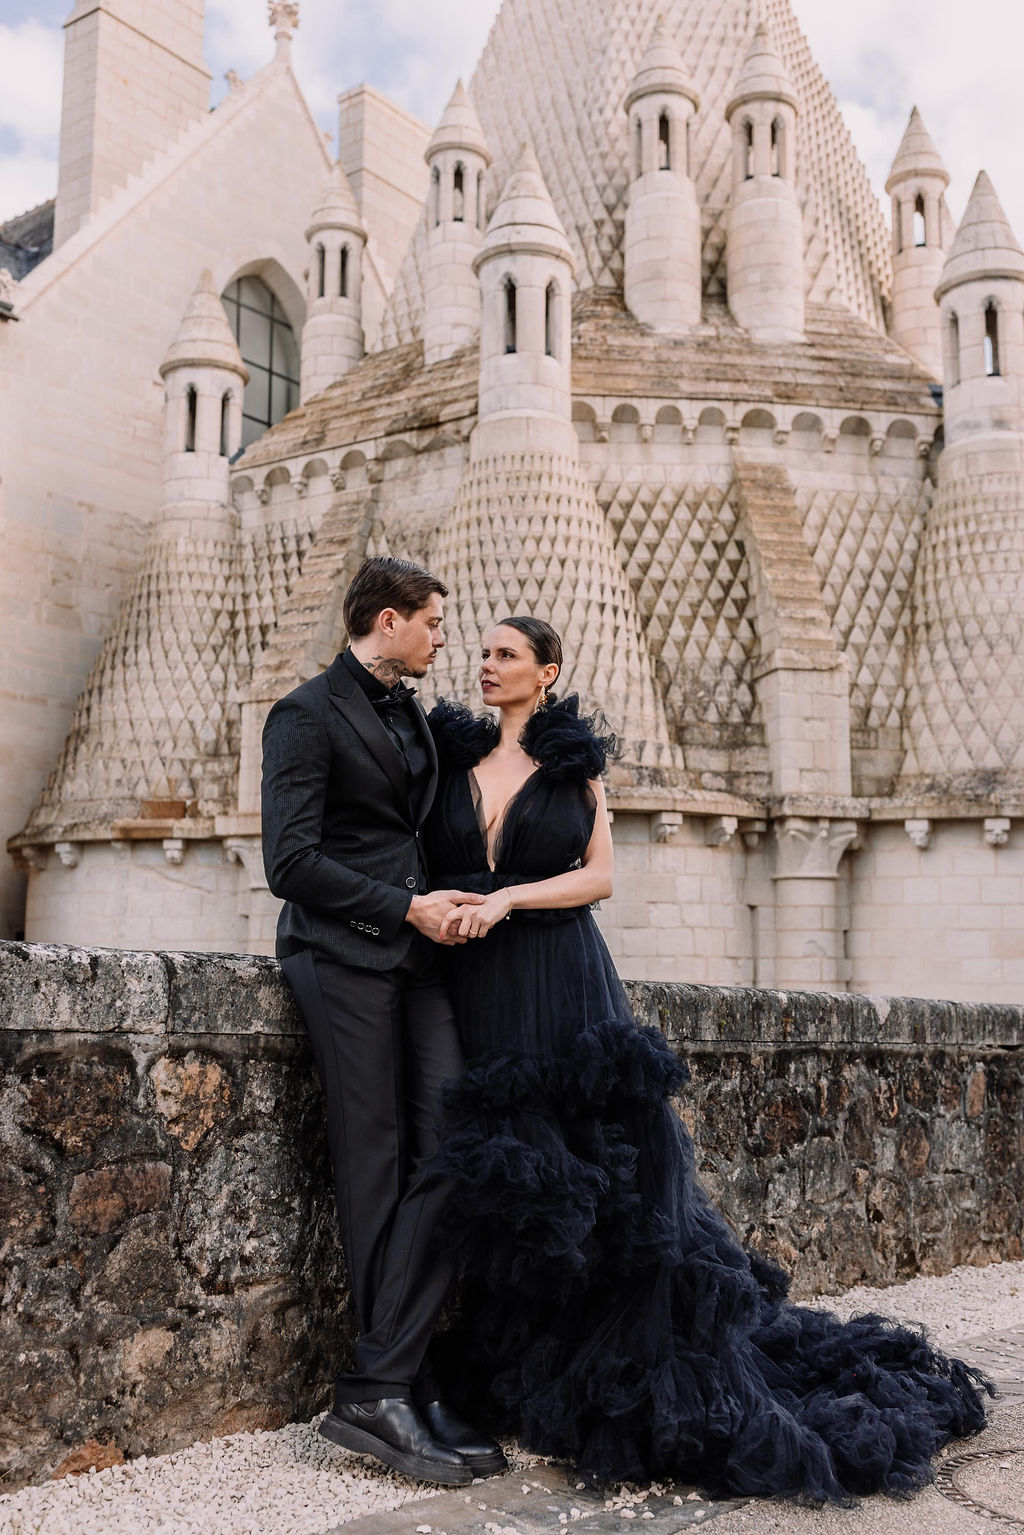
top-left (422, 700), bottom-right (991, 1501)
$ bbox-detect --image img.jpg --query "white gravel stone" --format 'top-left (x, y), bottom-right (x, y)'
top-left (2, 1260), bottom-right (1022, 1535)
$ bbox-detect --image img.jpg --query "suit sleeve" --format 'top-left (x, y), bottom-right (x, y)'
top-left (261, 694), bottom-right (413, 940)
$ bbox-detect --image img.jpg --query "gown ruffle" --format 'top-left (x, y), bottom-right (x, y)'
top-left (423, 696), bottom-right (991, 1503)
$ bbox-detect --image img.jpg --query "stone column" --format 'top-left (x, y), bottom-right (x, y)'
top-left (772, 817), bottom-right (859, 990)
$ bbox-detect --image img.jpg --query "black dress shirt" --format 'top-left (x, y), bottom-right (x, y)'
top-left (341, 648), bottom-right (431, 816)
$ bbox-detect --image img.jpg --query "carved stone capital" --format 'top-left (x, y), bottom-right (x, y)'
top-left (705, 815), bottom-right (738, 848)
top-left (724, 421), bottom-right (740, 445)
top-left (904, 817), bottom-right (931, 850)
top-left (869, 434), bottom-right (885, 456)
top-left (772, 817), bottom-right (859, 880)
top-left (162, 838), bottom-right (186, 866)
top-left (739, 818), bottom-right (768, 849)
top-left (683, 419), bottom-right (698, 444)
top-left (225, 835), bottom-right (269, 887)
top-left (639, 422), bottom-right (653, 443)
top-left (595, 419), bottom-right (610, 443)
top-left (822, 429), bottom-right (838, 454)
top-left (772, 425), bottom-right (790, 446)
top-left (294, 476), bottom-right (308, 498)
top-left (650, 811), bottom-right (683, 844)
top-left (329, 467), bottom-right (347, 492)
top-left (984, 817), bottom-right (1011, 848)
top-left (55, 841), bottom-right (81, 869)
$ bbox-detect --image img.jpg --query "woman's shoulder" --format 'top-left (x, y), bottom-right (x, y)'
top-left (427, 697), bottom-right (499, 768)
top-left (520, 694), bottom-right (617, 783)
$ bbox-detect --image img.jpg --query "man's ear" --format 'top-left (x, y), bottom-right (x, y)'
top-left (378, 606), bottom-right (399, 636)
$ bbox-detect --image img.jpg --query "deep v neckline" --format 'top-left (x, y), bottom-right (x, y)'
top-left (468, 766), bottom-right (540, 872)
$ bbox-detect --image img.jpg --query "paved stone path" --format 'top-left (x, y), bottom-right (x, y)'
top-left (330, 1327), bottom-right (1024, 1535)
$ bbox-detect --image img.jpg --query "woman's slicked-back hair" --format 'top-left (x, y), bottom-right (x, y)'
top-left (496, 615), bottom-right (563, 684)
top-left (343, 556), bottom-right (448, 638)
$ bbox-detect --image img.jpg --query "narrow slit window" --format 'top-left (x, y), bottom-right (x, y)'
top-left (913, 193), bottom-right (926, 247)
top-left (633, 116), bottom-right (643, 178)
top-left (658, 111), bottom-right (671, 170)
top-left (948, 312), bottom-right (960, 386)
top-left (503, 276), bottom-right (517, 353)
top-left (685, 116), bottom-right (692, 178)
top-left (743, 120), bottom-right (754, 180)
top-left (340, 245), bottom-right (349, 299)
top-left (453, 163), bottom-right (465, 221)
top-left (545, 281), bottom-right (557, 357)
top-left (185, 386), bottom-right (197, 453)
top-left (770, 117), bottom-right (783, 177)
top-left (316, 243), bottom-right (325, 299)
top-left (476, 170), bottom-right (484, 228)
top-left (895, 198), bottom-right (904, 254)
top-left (219, 392), bottom-right (231, 457)
top-left (431, 165), bottom-right (440, 227)
top-left (984, 300), bottom-right (1000, 376)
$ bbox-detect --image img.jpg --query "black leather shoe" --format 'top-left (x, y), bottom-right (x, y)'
top-left (319, 1397), bottom-right (474, 1486)
top-left (419, 1398), bottom-right (508, 1477)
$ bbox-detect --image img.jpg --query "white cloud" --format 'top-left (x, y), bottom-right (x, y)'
top-left (0, 18), bottom-right (62, 222)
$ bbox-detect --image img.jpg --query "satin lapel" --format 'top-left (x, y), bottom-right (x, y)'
top-left (325, 658), bottom-right (410, 810)
top-left (411, 697), bottom-right (439, 827)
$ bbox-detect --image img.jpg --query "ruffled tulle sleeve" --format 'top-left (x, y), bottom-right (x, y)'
top-left (427, 697), bottom-right (499, 770)
top-left (519, 695), bottom-right (617, 783)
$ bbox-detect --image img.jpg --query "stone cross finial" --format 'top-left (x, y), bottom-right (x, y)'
top-left (268, 1), bottom-right (299, 53)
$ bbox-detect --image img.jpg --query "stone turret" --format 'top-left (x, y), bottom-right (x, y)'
top-left (622, 17), bottom-right (701, 332)
top-left (725, 23), bottom-right (803, 342)
top-left (158, 269), bottom-right (248, 537)
top-left (885, 108), bottom-right (951, 376)
top-left (300, 161), bottom-right (367, 401)
top-left (472, 142), bottom-right (576, 457)
top-left (422, 81), bottom-right (492, 366)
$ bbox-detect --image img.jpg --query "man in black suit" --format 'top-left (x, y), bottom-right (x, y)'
top-left (262, 556), bottom-right (503, 1486)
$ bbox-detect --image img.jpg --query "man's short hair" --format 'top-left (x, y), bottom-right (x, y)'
top-left (343, 556), bottom-right (448, 639)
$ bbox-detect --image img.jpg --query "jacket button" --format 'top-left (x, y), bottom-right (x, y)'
top-left (371, 926), bottom-right (380, 937)
top-left (405, 876), bottom-right (416, 889)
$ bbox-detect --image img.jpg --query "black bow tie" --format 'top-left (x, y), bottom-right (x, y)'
top-left (373, 681), bottom-right (417, 711)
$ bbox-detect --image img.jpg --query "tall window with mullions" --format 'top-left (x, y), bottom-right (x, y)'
top-left (221, 276), bottom-right (300, 447)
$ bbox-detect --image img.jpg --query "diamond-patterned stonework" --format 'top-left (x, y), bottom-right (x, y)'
top-left (423, 450), bottom-right (678, 766)
top-left (903, 477), bottom-right (1024, 776)
top-left (379, 0), bottom-right (890, 349)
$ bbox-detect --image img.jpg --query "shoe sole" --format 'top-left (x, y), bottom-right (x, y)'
top-left (318, 1413), bottom-right (474, 1486)
top-left (462, 1451), bottom-right (508, 1477)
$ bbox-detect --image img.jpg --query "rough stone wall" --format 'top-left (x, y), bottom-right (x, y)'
top-left (2, 941), bottom-right (1021, 1490)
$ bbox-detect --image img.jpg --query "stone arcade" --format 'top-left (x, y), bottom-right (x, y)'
top-left (3, 0), bottom-right (1024, 1001)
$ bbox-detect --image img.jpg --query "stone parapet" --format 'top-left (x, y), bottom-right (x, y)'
top-left (1, 940), bottom-right (1022, 1488)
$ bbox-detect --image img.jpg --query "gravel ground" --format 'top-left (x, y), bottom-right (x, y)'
top-left (2, 1258), bottom-right (1022, 1535)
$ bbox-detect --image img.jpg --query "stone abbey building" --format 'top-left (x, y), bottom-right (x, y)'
top-left (3, 0), bottom-right (1023, 1002)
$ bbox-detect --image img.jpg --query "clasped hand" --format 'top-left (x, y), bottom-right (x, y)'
top-left (438, 887), bottom-right (512, 942)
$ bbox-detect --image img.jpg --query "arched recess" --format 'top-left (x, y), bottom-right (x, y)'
top-left (264, 466), bottom-right (291, 489)
top-left (654, 404), bottom-right (683, 444)
top-left (611, 402), bottom-right (640, 443)
top-left (301, 457), bottom-right (330, 483)
top-left (696, 405), bottom-right (726, 443)
top-left (740, 408), bottom-right (776, 445)
top-left (340, 449), bottom-right (368, 489)
top-left (881, 419), bottom-right (918, 463)
top-left (791, 411), bottom-right (823, 448)
top-left (572, 400), bottom-right (597, 443)
top-left (838, 415), bottom-right (872, 449)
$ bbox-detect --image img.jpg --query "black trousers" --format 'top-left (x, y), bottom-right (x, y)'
top-left (281, 938), bottom-right (464, 1404)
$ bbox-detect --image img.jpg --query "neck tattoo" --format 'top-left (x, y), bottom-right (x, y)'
top-left (365, 655), bottom-right (407, 688)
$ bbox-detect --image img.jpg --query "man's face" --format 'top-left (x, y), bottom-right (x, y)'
top-left (387, 592), bottom-right (446, 678)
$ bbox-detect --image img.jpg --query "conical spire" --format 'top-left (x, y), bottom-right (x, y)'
top-left (885, 107), bottom-right (949, 193)
top-left (624, 16), bottom-right (699, 112)
top-left (476, 142), bottom-right (575, 268)
top-left (159, 269), bottom-right (247, 379)
top-left (427, 79), bottom-right (491, 163)
top-left (726, 20), bottom-right (797, 117)
top-left (937, 171), bottom-right (1024, 297)
top-left (305, 159), bottom-right (363, 238)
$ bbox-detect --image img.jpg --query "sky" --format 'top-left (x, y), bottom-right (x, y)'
top-left (0, 0), bottom-right (1022, 242)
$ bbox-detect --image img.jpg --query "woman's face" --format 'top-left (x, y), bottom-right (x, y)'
top-left (478, 624), bottom-right (558, 707)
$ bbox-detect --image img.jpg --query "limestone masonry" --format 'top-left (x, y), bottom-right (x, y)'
top-left (2, 0), bottom-right (1023, 1000)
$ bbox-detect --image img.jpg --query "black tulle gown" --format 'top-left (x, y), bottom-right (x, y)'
top-left (423, 696), bottom-right (991, 1504)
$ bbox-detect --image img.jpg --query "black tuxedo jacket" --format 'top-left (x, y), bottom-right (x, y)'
top-left (261, 653), bottom-right (438, 970)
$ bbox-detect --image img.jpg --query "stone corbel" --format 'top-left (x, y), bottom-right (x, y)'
top-left (225, 835), bottom-right (270, 889)
top-left (639, 422), bottom-right (653, 443)
top-left (257, 484), bottom-right (271, 506)
top-left (772, 817), bottom-right (859, 880)
top-left (294, 476), bottom-right (308, 498)
top-left (17, 844), bottom-right (48, 873)
top-left (724, 421), bottom-right (741, 446)
top-left (705, 815), bottom-right (738, 847)
top-left (772, 425), bottom-right (790, 446)
top-left (683, 419), bottom-right (698, 445)
top-left (111, 838), bottom-right (131, 860)
top-left (366, 459), bottom-right (384, 484)
top-left (595, 419), bottom-right (610, 443)
top-left (984, 817), bottom-right (1011, 847)
top-left (650, 811), bottom-right (683, 844)
top-left (869, 434), bottom-right (885, 457)
top-left (822, 429), bottom-right (838, 454)
top-left (329, 467), bottom-right (347, 492)
top-left (162, 838), bottom-right (186, 866)
top-left (54, 841), bottom-right (81, 869)
top-left (916, 437), bottom-right (933, 459)
top-left (739, 818), bottom-right (768, 849)
top-left (904, 818), bottom-right (931, 850)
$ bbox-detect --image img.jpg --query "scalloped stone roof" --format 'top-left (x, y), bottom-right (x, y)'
top-left (885, 107), bottom-right (949, 193)
top-left (427, 79), bottom-right (492, 163)
top-left (159, 269), bottom-right (248, 379)
top-left (624, 16), bottom-right (699, 111)
top-left (936, 171), bottom-right (1024, 297)
top-left (726, 21), bottom-right (797, 116)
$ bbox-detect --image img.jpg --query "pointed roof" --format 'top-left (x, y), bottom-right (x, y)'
top-left (159, 269), bottom-right (248, 379)
top-left (936, 171), bottom-right (1024, 298)
top-left (624, 17), bottom-right (699, 113)
top-left (885, 107), bottom-right (950, 193)
top-left (474, 141), bottom-right (576, 271)
top-left (726, 21), bottom-right (798, 117)
top-left (305, 159), bottom-right (364, 238)
top-left (427, 79), bottom-right (492, 165)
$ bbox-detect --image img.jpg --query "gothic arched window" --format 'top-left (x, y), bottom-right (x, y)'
top-left (185, 386), bottom-right (197, 453)
top-left (984, 300), bottom-right (1001, 376)
top-left (453, 163), bottom-right (465, 222)
top-left (221, 275), bottom-right (300, 447)
top-left (658, 112), bottom-right (671, 170)
top-left (503, 276), bottom-right (517, 354)
top-left (913, 193), bottom-right (926, 247)
top-left (431, 165), bottom-right (441, 227)
top-left (742, 119), bottom-right (754, 180)
top-left (340, 245), bottom-right (349, 299)
top-left (316, 243), bottom-right (325, 299)
top-left (770, 117), bottom-right (783, 177)
top-left (545, 281), bottom-right (558, 357)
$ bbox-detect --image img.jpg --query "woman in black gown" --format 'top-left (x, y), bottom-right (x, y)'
top-left (423, 615), bottom-right (990, 1504)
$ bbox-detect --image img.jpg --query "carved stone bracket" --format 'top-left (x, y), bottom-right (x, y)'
top-left (724, 421), bottom-right (740, 445)
top-left (257, 485), bottom-right (271, 505)
top-left (650, 811), bottom-right (683, 844)
top-left (17, 844), bottom-right (49, 873)
top-left (772, 817), bottom-right (859, 880)
top-left (225, 835), bottom-right (270, 888)
top-left (595, 419), bottom-right (610, 443)
top-left (705, 815), bottom-right (738, 847)
top-left (639, 422), bottom-right (653, 443)
top-left (904, 818), bottom-right (931, 850)
top-left (822, 429), bottom-right (838, 454)
top-left (772, 425), bottom-right (790, 446)
top-left (329, 467), bottom-right (346, 492)
top-left (683, 420), bottom-right (698, 445)
top-left (366, 460), bottom-right (384, 485)
top-left (162, 838), bottom-right (186, 866)
top-left (54, 841), bottom-right (81, 869)
top-left (739, 818), bottom-right (768, 849)
top-left (294, 476), bottom-right (308, 498)
top-left (111, 839), bottom-right (131, 860)
top-left (984, 817), bottom-right (1011, 847)
top-left (869, 435), bottom-right (885, 456)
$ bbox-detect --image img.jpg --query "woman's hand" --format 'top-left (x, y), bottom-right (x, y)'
top-left (439, 887), bottom-right (512, 941)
